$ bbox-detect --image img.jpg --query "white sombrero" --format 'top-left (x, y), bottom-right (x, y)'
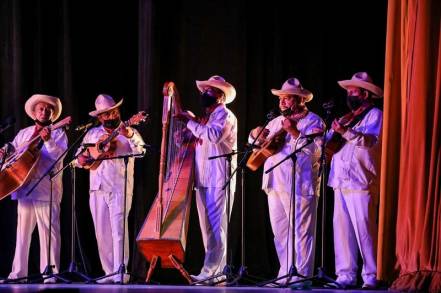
top-left (271, 78), bottom-right (313, 102)
top-left (25, 94), bottom-right (62, 122)
top-left (196, 75), bottom-right (236, 104)
top-left (89, 94), bottom-right (123, 117)
top-left (338, 72), bottom-right (383, 98)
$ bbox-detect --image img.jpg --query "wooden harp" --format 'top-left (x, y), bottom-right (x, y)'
top-left (136, 82), bottom-right (195, 283)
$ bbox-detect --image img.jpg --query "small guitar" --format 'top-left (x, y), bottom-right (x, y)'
top-left (324, 105), bottom-right (373, 164)
top-left (83, 111), bottom-right (148, 170)
top-left (0, 116), bottom-right (72, 200)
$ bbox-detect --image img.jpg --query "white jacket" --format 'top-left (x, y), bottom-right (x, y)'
top-left (187, 104), bottom-right (237, 190)
top-left (250, 112), bottom-right (324, 196)
top-left (10, 126), bottom-right (68, 203)
top-left (327, 107), bottom-right (382, 193)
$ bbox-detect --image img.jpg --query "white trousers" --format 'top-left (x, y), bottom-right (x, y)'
top-left (195, 187), bottom-right (232, 277)
top-left (89, 190), bottom-right (132, 277)
top-left (8, 200), bottom-right (61, 279)
top-left (266, 190), bottom-right (318, 278)
top-left (333, 188), bottom-right (377, 284)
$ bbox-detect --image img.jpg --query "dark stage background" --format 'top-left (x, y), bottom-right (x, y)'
top-left (0, 0), bottom-right (387, 284)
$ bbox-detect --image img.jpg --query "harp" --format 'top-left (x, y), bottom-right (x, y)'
top-left (136, 82), bottom-right (195, 283)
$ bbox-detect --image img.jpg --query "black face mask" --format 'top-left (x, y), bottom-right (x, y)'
top-left (199, 92), bottom-right (218, 108)
top-left (346, 95), bottom-right (363, 110)
top-left (103, 118), bottom-right (121, 129)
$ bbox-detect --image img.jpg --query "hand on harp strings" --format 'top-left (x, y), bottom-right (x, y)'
top-left (173, 110), bottom-right (196, 124)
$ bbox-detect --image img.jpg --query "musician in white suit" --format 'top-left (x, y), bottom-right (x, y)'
top-left (0, 94), bottom-right (67, 283)
top-left (327, 72), bottom-right (383, 289)
top-left (175, 76), bottom-right (238, 283)
top-left (249, 78), bottom-right (324, 288)
top-left (76, 94), bottom-right (145, 284)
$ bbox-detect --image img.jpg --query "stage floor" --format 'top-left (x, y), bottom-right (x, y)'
top-left (0, 284), bottom-right (396, 292)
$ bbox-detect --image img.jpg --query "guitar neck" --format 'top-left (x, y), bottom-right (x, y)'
top-left (29, 118), bottom-right (70, 144)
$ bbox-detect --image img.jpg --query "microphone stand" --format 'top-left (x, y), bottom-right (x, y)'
top-left (257, 138), bottom-right (315, 288)
top-left (54, 138), bottom-right (93, 283)
top-left (88, 152), bottom-right (144, 285)
top-left (304, 107), bottom-right (341, 289)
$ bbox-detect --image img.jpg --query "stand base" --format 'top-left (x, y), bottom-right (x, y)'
top-left (3, 265), bottom-right (72, 284)
top-left (57, 262), bottom-right (92, 283)
top-left (257, 265), bottom-right (307, 288)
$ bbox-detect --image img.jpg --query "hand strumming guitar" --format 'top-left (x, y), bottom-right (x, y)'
top-left (119, 124), bottom-right (134, 138)
top-left (77, 152), bottom-right (94, 167)
top-left (250, 126), bottom-right (269, 144)
top-left (39, 127), bottom-right (52, 141)
top-left (331, 119), bottom-right (348, 135)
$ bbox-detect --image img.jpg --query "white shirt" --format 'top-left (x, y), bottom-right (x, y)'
top-left (186, 104), bottom-right (237, 190)
top-left (9, 126), bottom-right (68, 203)
top-left (78, 126), bottom-right (145, 195)
top-left (327, 107), bottom-right (382, 192)
top-left (250, 112), bottom-right (324, 196)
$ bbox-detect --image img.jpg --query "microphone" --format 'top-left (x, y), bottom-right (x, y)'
top-left (322, 100), bottom-right (335, 110)
top-left (0, 116), bottom-right (16, 133)
top-left (75, 119), bottom-right (99, 131)
top-left (266, 109), bottom-right (279, 120)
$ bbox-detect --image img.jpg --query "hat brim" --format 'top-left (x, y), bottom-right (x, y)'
top-left (89, 99), bottom-right (123, 117)
top-left (25, 94), bottom-right (62, 122)
top-left (271, 89), bottom-right (313, 102)
top-left (338, 80), bottom-right (383, 98)
top-left (196, 80), bottom-right (236, 104)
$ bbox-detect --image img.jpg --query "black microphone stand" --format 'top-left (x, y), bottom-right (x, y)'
top-left (257, 138), bottom-right (315, 288)
top-left (88, 152), bottom-right (144, 285)
top-left (304, 105), bottom-right (341, 289)
top-left (53, 131), bottom-right (94, 283)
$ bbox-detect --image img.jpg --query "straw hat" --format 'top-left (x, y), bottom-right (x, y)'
top-left (24, 94), bottom-right (62, 121)
top-left (271, 78), bottom-right (313, 102)
top-left (338, 72), bottom-right (383, 98)
top-left (89, 94), bottom-right (123, 117)
top-left (196, 75), bottom-right (236, 104)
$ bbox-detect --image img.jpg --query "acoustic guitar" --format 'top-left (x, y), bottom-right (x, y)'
top-left (246, 110), bottom-right (308, 171)
top-left (0, 116), bottom-right (72, 200)
top-left (83, 111), bottom-right (148, 170)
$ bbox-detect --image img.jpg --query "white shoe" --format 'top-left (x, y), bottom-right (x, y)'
top-left (190, 273), bottom-right (211, 281)
top-left (113, 273), bottom-right (130, 284)
top-left (96, 276), bottom-right (114, 284)
top-left (190, 273), bottom-right (218, 285)
top-left (43, 277), bottom-right (56, 284)
top-left (362, 279), bottom-right (377, 289)
top-left (263, 282), bottom-right (281, 288)
top-left (334, 275), bottom-right (357, 288)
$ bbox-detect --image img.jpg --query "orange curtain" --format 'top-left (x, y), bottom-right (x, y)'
top-left (378, 0), bottom-right (441, 292)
